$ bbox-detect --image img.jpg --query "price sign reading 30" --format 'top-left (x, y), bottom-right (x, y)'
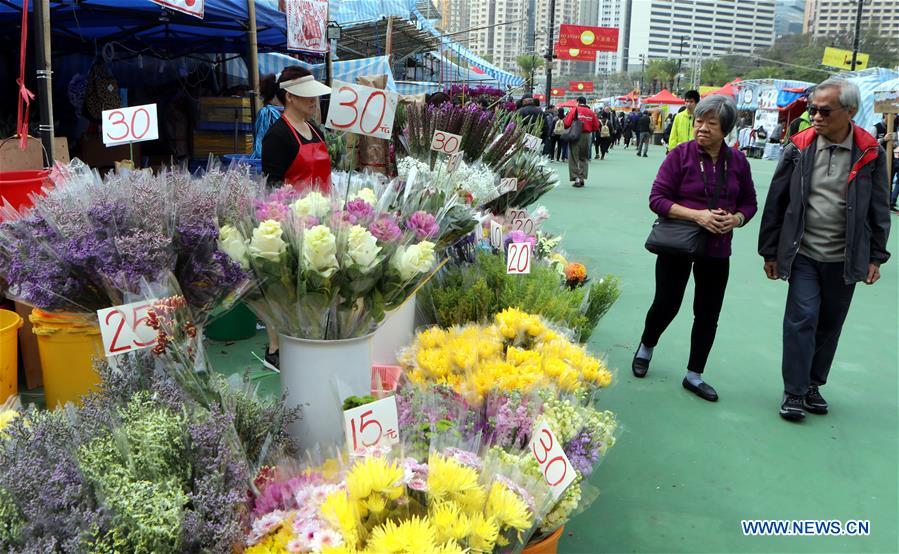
top-left (102, 104), bottom-right (159, 147)
top-left (325, 80), bottom-right (398, 140)
top-left (343, 396), bottom-right (400, 453)
top-left (529, 421), bottom-right (576, 499)
top-left (431, 130), bottom-right (463, 155)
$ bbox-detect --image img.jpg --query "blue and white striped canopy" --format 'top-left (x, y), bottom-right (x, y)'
top-left (226, 53), bottom-right (398, 91)
top-left (330, 0), bottom-right (418, 25)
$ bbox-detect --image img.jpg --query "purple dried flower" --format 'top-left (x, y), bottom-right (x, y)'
top-left (405, 211), bottom-right (439, 240)
top-left (369, 216), bottom-right (402, 242)
top-left (564, 429), bottom-right (601, 477)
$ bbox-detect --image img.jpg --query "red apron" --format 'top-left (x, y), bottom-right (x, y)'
top-left (282, 116), bottom-right (331, 193)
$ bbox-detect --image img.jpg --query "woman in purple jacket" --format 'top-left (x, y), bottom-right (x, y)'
top-left (632, 95), bottom-right (758, 402)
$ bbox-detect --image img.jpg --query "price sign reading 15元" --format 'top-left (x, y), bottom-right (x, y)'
top-left (343, 396), bottom-right (400, 453)
top-left (325, 80), bottom-right (399, 140)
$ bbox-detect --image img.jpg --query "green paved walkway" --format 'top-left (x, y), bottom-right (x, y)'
top-left (207, 141), bottom-right (898, 553)
top-left (544, 143), bottom-right (898, 554)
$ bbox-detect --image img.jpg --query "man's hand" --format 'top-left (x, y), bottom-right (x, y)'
top-left (764, 260), bottom-right (779, 280)
top-left (865, 263), bottom-right (881, 285)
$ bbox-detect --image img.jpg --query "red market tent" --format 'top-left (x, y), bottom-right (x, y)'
top-left (709, 78), bottom-right (743, 97)
top-left (643, 89), bottom-right (684, 105)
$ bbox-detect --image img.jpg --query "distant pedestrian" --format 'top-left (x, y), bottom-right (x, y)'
top-left (596, 114), bottom-right (613, 160)
top-left (622, 114), bottom-right (634, 148)
top-left (551, 107), bottom-right (567, 161)
top-left (563, 96), bottom-right (600, 188)
top-left (668, 89), bottom-right (700, 150)
top-left (634, 95), bottom-right (758, 402)
top-left (758, 78), bottom-right (891, 422)
top-left (636, 111), bottom-right (654, 157)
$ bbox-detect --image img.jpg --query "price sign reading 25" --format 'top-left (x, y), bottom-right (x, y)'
top-left (343, 396), bottom-right (400, 453)
top-left (529, 421), bottom-right (576, 499)
top-left (97, 300), bottom-right (159, 357)
top-left (325, 80), bottom-right (398, 140)
top-left (101, 104), bottom-right (159, 147)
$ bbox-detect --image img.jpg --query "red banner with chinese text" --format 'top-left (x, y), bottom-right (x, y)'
top-left (558, 24), bottom-right (619, 53)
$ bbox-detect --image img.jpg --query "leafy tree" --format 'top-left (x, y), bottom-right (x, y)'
top-left (516, 55), bottom-right (545, 93)
top-left (645, 59), bottom-right (680, 93)
top-left (699, 59), bottom-right (732, 86)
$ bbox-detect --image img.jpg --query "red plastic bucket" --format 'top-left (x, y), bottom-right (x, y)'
top-left (0, 170), bottom-right (50, 213)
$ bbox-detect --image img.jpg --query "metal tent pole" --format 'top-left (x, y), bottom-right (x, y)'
top-left (33, 0), bottom-right (54, 164)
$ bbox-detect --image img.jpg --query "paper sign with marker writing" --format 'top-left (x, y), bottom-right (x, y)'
top-left (506, 242), bottom-right (531, 274)
top-left (498, 178), bottom-right (518, 194)
top-left (97, 300), bottom-right (159, 357)
top-left (529, 421), bottom-right (576, 499)
top-left (325, 80), bottom-right (398, 140)
top-left (490, 220), bottom-right (504, 249)
top-left (102, 104), bottom-right (159, 147)
top-left (150, 0), bottom-right (204, 18)
top-left (523, 133), bottom-right (541, 151)
top-left (344, 396), bottom-right (400, 453)
top-left (446, 152), bottom-right (463, 173)
top-left (431, 130), bottom-right (463, 155)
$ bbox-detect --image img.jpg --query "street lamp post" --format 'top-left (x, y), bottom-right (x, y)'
top-left (543, 0), bottom-right (557, 102)
top-left (851, 0), bottom-right (864, 71)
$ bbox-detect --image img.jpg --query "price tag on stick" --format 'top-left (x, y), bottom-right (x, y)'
top-left (343, 396), bottom-right (400, 453)
top-left (97, 300), bottom-right (159, 357)
top-left (325, 80), bottom-right (399, 140)
top-left (498, 178), bottom-right (518, 194)
top-left (490, 220), bottom-right (504, 249)
top-left (431, 130), bottom-right (463, 155)
top-left (529, 421), bottom-right (577, 500)
top-left (523, 133), bottom-right (542, 151)
top-left (102, 104), bottom-right (159, 147)
top-left (446, 152), bottom-right (463, 173)
top-left (507, 242), bottom-right (531, 274)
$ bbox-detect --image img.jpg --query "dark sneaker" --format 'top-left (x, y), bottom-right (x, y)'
top-left (780, 393), bottom-right (805, 421)
top-left (573, 179), bottom-right (585, 188)
top-left (264, 349), bottom-right (280, 370)
top-left (803, 385), bottom-right (828, 414)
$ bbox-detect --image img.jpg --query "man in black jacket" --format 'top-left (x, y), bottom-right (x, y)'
top-left (635, 111), bottom-right (653, 157)
top-left (516, 97), bottom-right (544, 133)
top-left (758, 79), bottom-right (891, 422)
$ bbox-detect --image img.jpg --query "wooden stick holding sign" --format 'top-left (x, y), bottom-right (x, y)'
top-left (325, 80), bottom-right (398, 140)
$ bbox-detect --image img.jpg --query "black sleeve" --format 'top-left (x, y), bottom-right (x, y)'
top-left (262, 119), bottom-right (299, 185)
top-left (868, 149), bottom-right (892, 266)
top-left (758, 144), bottom-right (796, 260)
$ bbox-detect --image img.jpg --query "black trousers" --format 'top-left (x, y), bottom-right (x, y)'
top-left (641, 254), bottom-right (730, 373)
top-left (782, 254), bottom-right (856, 396)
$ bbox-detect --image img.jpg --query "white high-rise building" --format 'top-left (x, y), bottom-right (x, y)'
top-left (805, 0), bottom-right (899, 41)
top-left (534, 0), bottom-right (583, 77)
top-left (626, 0), bottom-right (776, 73)
top-left (467, 0), bottom-right (532, 74)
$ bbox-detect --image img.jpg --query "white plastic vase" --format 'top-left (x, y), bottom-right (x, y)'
top-left (278, 332), bottom-right (374, 447)
top-left (371, 293), bottom-right (417, 365)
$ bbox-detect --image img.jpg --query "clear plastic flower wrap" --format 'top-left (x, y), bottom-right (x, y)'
top-left (0, 159), bottom-right (255, 325)
top-left (219, 172), bottom-right (470, 340)
top-left (484, 149), bottom-right (560, 215)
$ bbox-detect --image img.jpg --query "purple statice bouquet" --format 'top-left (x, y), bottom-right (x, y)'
top-left (0, 159), bottom-right (254, 322)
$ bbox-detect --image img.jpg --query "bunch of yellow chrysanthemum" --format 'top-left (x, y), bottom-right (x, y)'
top-left (402, 308), bottom-right (612, 400)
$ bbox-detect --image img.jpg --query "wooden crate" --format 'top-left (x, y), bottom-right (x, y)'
top-left (199, 97), bottom-right (253, 125)
top-left (193, 131), bottom-right (253, 157)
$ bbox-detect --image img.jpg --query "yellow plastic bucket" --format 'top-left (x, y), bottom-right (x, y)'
top-left (29, 309), bottom-right (102, 407)
top-left (0, 309), bottom-right (23, 403)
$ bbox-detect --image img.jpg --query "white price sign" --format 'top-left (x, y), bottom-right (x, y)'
top-left (523, 133), bottom-right (542, 151)
top-left (150, 0), bottom-right (204, 18)
top-left (97, 300), bottom-right (158, 357)
top-left (431, 130), bottom-right (463, 155)
top-left (498, 178), bottom-right (518, 195)
top-left (102, 104), bottom-right (159, 147)
top-left (343, 396), bottom-right (400, 453)
top-left (446, 152), bottom-right (463, 173)
top-left (529, 421), bottom-right (576, 500)
top-left (506, 208), bottom-right (535, 235)
top-left (507, 242), bottom-right (531, 274)
top-left (325, 80), bottom-right (398, 140)
top-left (490, 220), bottom-right (504, 249)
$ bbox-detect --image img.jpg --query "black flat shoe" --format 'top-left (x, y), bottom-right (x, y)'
top-left (264, 349), bottom-right (280, 369)
top-left (632, 352), bottom-right (649, 378)
top-left (682, 378), bottom-right (718, 402)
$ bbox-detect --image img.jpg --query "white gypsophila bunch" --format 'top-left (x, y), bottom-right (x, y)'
top-left (397, 156), bottom-right (431, 181)
top-left (431, 159), bottom-right (498, 206)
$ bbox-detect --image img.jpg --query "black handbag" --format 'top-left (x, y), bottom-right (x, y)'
top-left (561, 111), bottom-right (584, 143)
top-left (645, 148), bottom-right (729, 257)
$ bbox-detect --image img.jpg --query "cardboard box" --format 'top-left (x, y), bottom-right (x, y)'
top-left (0, 136), bottom-right (70, 171)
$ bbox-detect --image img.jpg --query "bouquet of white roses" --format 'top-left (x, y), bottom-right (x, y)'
top-left (218, 181), bottom-right (447, 340)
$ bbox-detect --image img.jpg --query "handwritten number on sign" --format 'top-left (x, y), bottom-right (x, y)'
top-left (349, 409), bottom-right (383, 451)
top-left (507, 243), bottom-right (531, 274)
top-left (360, 91), bottom-right (387, 135)
top-left (106, 111), bottom-right (130, 142)
top-left (330, 86), bottom-right (360, 129)
top-left (102, 302), bottom-right (154, 354)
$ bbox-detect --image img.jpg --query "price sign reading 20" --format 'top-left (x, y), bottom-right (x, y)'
top-left (507, 242), bottom-right (531, 274)
top-left (101, 104), bottom-right (159, 147)
top-left (325, 80), bottom-right (398, 140)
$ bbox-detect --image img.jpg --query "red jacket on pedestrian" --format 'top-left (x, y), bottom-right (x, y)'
top-left (564, 105), bottom-right (600, 133)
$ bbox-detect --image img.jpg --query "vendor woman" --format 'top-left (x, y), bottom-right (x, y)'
top-left (262, 66), bottom-right (332, 192)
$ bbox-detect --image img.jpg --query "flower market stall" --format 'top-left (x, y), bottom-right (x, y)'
top-left (0, 71), bottom-right (623, 552)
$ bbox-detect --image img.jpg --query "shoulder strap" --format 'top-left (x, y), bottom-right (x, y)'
top-left (707, 147), bottom-right (730, 210)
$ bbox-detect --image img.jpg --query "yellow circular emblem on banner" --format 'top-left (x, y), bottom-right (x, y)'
top-left (580, 30), bottom-right (596, 46)
top-left (577, 83), bottom-right (584, 90)
top-left (569, 48), bottom-right (580, 57)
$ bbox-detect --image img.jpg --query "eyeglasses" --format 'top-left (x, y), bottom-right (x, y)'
top-left (808, 106), bottom-right (845, 118)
